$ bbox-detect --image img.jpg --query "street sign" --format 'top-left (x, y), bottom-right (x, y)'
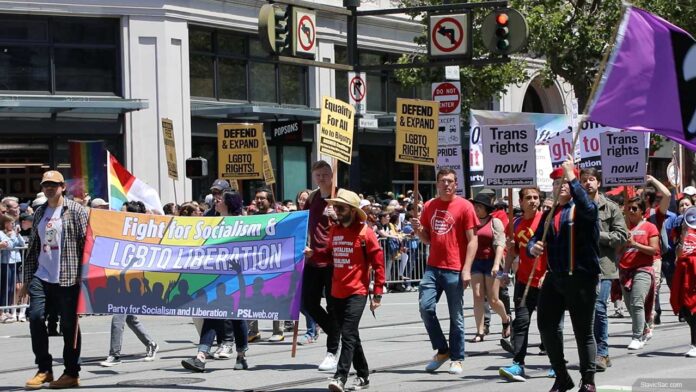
top-left (161, 118), bottom-right (178, 180)
top-left (348, 72), bottom-right (367, 115)
top-left (358, 118), bottom-right (378, 128)
top-left (438, 115), bottom-right (461, 146)
top-left (428, 13), bottom-right (470, 58)
top-left (432, 81), bottom-right (461, 115)
top-left (293, 8), bottom-right (316, 57)
top-left (445, 65), bottom-right (460, 80)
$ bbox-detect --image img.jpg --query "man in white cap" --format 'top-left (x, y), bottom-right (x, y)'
top-left (683, 186), bottom-right (696, 204)
top-left (305, 189), bottom-right (385, 392)
top-left (20, 170), bottom-right (88, 389)
top-left (90, 198), bottom-right (109, 210)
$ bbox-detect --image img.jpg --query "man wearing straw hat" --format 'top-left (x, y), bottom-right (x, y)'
top-left (529, 157), bottom-right (601, 392)
top-left (308, 188), bottom-right (384, 392)
top-left (20, 170), bottom-right (88, 389)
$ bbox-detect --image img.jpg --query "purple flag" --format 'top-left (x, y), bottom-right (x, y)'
top-left (588, 7), bottom-right (696, 150)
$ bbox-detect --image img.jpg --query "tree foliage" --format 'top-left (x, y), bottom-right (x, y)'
top-left (395, 0), bottom-right (696, 113)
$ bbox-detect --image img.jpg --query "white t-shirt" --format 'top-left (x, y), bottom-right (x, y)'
top-left (35, 206), bottom-right (63, 283)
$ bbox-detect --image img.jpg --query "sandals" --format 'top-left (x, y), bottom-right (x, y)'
top-left (468, 333), bottom-right (485, 343)
top-left (502, 316), bottom-right (512, 339)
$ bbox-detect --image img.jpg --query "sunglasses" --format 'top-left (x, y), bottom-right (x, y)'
top-left (41, 182), bottom-right (62, 188)
top-left (333, 204), bottom-right (349, 212)
top-left (628, 206), bottom-right (640, 212)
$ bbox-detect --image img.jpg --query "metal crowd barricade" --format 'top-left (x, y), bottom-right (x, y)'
top-left (377, 236), bottom-right (429, 287)
top-left (0, 246), bottom-right (29, 316)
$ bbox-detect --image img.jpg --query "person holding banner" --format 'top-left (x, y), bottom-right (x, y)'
top-left (310, 189), bottom-right (384, 392)
top-left (303, 160), bottom-right (341, 372)
top-left (410, 168), bottom-right (479, 375)
top-left (468, 192), bottom-right (510, 344)
top-left (580, 168), bottom-right (629, 372)
top-left (21, 170), bottom-right (88, 390)
top-left (499, 186), bottom-right (549, 382)
top-left (181, 190), bottom-right (250, 373)
top-left (528, 158), bottom-right (600, 392)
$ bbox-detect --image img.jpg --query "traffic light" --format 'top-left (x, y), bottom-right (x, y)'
top-left (185, 157), bottom-right (208, 179)
top-left (481, 8), bottom-right (528, 55)
top-left (258, 4), bottom-right (292, 55)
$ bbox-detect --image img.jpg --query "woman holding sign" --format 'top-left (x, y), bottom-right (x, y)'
top-left (469, 192), bottom-right (511, 343)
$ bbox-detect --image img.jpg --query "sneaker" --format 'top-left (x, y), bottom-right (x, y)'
top-left (328, 378), bottom-right (345, 392)
top-left (579, 383), bottom-right (597, 392)
top-left (547, 368), bottom-right (556, 378)
top-left (234, 354), bottom-right (248, 370)
top-left (642, 328), bottom-right (653, 343)
top-left (297, 334), bottom-right (316, 345)
top-left (213, 344), bottom-right (234, 360)
top-left (2, 313), bottom-right (16, 324)
top-left (628, 339), bottom-right (645, 350)
top-left (685, 345), bottom-right (696, 357)
top-left (25, 371), bottom-right (54, 390)
top-left (181, 357), bottom-right (206, 372)
top-left (18, 313), bottom-right (26, 322)
top-left (268, 334), bottom-right (285, 342)
top-left (595, 355), bottom-right (609, 372)
top-left (548, 374), bottom-right (574, 392)
top-left (346, 376), bottom-right (370, 391)
top-left (425, 351), bottom-right (449, 373)
top-left (448, 360), bottom-right (463, 375)
top-left (48, 373), bottom-right (80, 389)
top-left (500, 338), bottom-right (514, 354)
top-left (499, 362), bottom-right (526, 382)
top-left (100, 356), bottom-right (122, 367)
top-left (144, 342), bottom-right (159, 361)
top-left (318, 352), bottom-right (338, 371)
top-left (248, 332), bottom-right (261, 343)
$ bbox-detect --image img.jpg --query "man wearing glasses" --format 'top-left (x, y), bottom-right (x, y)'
top-left (410, 168), bottom-right (479, 375)
top-left (529, 157), bottom-right (601, 392)
top-left (20, 170), bottom-right (88, 389)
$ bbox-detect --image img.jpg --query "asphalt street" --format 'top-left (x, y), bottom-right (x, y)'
top-left (1, 285), bottom-right (694, 392)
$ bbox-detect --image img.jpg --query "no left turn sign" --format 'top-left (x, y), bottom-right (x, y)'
top-left (293, 8), bottom-right (316, 56)
top-left (429, 14), bottom-right (470, 57)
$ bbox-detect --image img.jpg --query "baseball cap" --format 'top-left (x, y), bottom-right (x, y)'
top-left (683, 186), bottom-right (696, 196)
top-left (19, 212), bottom-right (33, 222)
top-left (41, 170), bottom-right (64, 185)
top-left (550, 167), bottom-right (579, 180)
top-left (210, 179), bottom-right (230, 192)
top-left (359, 199), bottom-right (371, 209)
top-left (32, 197), bottom-right (47, 208)
top-left (91, 198), bottom-right (108, 208)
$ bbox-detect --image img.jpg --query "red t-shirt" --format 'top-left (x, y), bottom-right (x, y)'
top-left (620, 221), bottom-right (659, 269)
top-left (420, 196), bottom-right (479, 271)
top-left (329, 221), bottom-right (385, 299)
top-left (509, 212), bottom-right (547, 288)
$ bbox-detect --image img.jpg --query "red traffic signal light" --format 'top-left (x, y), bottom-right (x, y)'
top-left (481, 8), bottom-right (528, 55)
top-left (496, 13), bottom-right (509, 26)
top-left (495, 12), bottom-right (510, 50)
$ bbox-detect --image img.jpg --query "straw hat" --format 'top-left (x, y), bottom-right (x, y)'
top-left (326, 189), bottom-right (367, 222)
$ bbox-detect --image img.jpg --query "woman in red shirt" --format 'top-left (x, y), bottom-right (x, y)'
top-left (620, 197), bottom-right (660, 350)
top-left (469, 192), bottom-right (510, 343)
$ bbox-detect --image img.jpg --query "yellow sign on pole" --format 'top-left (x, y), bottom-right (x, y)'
top-left (262, 137), bottom-right (276, 185)
top-left (395, 98), bottom-right (439, 166)
top-left (161, 118), bottom-right (178, 180)
top-left (319, 96), bottom-right (355, 164)
top-left (217, 123), bottom-right (264, 180)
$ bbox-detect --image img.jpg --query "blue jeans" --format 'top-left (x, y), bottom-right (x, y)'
top-left (594, 279), bottom-right (612, 357)
top-left (302, 307), bottom-right (318, 337)
top-left (419, 266), bottom-right (465, 360)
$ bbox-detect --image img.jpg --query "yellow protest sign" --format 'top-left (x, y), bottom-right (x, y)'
top-left (161, 118), bottom-right (178, 180)
top-left (262, 137), bottom-right (275, 185)
top-left (319, 96), bottom-right (355, 164)
top-left (217, 123), bottom-right (264, 180)
top-left (395, 98), bottom-right (439, 166)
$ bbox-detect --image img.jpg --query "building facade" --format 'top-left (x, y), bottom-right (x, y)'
top-left (0, 0), bottom-right (579, 204)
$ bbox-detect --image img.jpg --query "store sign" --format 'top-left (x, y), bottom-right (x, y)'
top-left (270, 121), bottom-right (302, 142)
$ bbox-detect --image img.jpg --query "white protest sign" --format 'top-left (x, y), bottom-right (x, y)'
top-left (481, 124), bottom-right (536, 188)
top-left (600, 131), bottom-right (647, 186)
top-left (436, 145), bottom-right (465, 195)
top-left (438, 115), bottom-right (460, 146)
top-left (535, 145), bottom-right (553, 192)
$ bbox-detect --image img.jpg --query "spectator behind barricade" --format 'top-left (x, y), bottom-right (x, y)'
top-left (32, 194), bottom-right (47, 210)
top-left (19, 213), bottom-right (33, 240)
top-left (179, 203), bottom-right (198, 217)
top-left (683, 186), bottom-right (696, 205)
top-left (376, 212), bottom-right (402, 286)
top-left (283, 200), bottom-right (297, 211)
top-left (295, 189), bottom-right (311, 211)
top-left (2, 196), bottom-right (21, 221)
top-left (398, 212), bottom-right (419, 291)
top-left (1, 213), bottom-right (25, 323)
top-left (163, 203), bottom-right (179, 216)
top-left (90, 198), bottom-right (109, 210)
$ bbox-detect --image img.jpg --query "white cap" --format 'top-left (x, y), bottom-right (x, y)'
top-left (684, 186), bottom-right (696, 196)
top-left (91, 198), bottom-right (108, 208)
top-left (32, 197), bottom-right (47, 208)
top-left (359, 199), bottom-right (371, 209)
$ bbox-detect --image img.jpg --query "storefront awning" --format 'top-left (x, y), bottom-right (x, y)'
top-left (0, 96), bottom-right (148, 114)
top-left (191, 101), bottom-right (320, 122)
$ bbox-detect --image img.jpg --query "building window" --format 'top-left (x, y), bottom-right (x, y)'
top-left (189, 26), bottom-right (308, 106)
top-left (0, 15), bottom-right (120, 95)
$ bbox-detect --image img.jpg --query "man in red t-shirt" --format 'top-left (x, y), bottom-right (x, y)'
top-left (319, 189), bottom-right (384, 392)
top-left (411, 168), bottom-right (479, 375)
top-left (499, 186), bottom-right (548, 382)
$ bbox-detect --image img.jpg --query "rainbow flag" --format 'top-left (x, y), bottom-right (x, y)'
top-left (108, 151), bottom-right (164, 214)
top-left (69, 141), bottom-right (107, 199)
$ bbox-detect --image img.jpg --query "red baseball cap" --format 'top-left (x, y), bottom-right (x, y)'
top-left (550, 167), bottom-right (579, 180)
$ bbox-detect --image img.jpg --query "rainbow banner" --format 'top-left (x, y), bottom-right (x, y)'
top-left (108, 152), bottom-right (164, 214)
top-left (69, 141), bottom-right (107, 199)
top-left (77, 209), bottom-right (309, 320)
